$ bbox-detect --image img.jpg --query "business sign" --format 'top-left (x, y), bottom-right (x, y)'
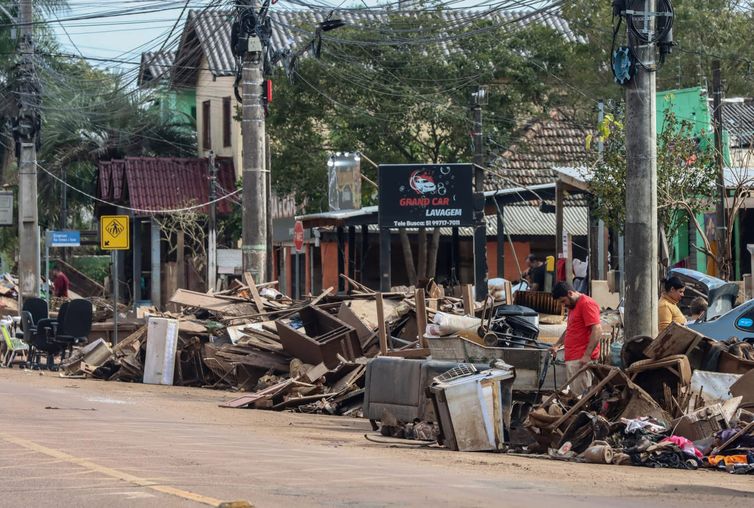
top-left (0, 191), bottom-right (12, 226)
top-left (378, 163), bottom-right (474, 228)
top-left (328, 153), bottom-right (361, 211)
top-left (49, 230), bottom-right (81, 247)
top-left (100, 215), bottom-right (130, 250)
top-left (293, 220), bottom-right (305, 253)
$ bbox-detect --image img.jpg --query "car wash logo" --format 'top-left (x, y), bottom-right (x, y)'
top-left (400, 169), bottom-right (449, 207)
top-left (409, 170), bottom-right (438, 195)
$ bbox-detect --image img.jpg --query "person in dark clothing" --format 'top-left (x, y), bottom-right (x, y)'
top-left (51, 267), bottom-right (70, 298)
top-left (524, 254), bottom-right (546, 291)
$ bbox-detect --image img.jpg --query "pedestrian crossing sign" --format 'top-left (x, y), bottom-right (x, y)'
top-left (100, 215), bottom-right (130, 250)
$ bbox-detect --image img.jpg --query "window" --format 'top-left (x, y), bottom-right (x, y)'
top-left (222, 96), bottom-right (232, 148)
top-left (202, 100), bottom-right (211, 150)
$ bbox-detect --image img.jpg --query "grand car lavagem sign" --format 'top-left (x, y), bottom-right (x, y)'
top-left (378, 164), bottom-right (474, 228)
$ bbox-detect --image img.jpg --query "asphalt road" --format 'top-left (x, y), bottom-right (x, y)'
top-left (0, 368), bottom-right (752, 508)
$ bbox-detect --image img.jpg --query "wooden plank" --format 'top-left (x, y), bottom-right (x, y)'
top-left (376, 293), bottom-right (389, 355)
top-left (384, 348), bottom-right (430, 359)
top-left (644, 322), bottom-right (704, 360)
top-left (310, 287), bottom-right (334, 306)
top-left (219, 378), bottom-right (295, 408)
top-left (243, 272), bottom-right (267, 313)
top-left (462, 284), bottom-right (474, 317)
top-left (415, 288), bottom-right (429, 349)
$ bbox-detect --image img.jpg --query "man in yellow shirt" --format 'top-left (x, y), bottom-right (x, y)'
top-left (658, 276), bottom-right (686, 331)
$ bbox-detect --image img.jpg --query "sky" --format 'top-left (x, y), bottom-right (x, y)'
top-left (49, 0), bottom-right (509, 68)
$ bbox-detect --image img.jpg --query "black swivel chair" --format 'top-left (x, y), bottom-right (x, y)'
top-left (15, 297), bottom-right (48, 342)
top-left (30, 302), bottom-right (69, 370)
top-left (53, 299), bottom-right (93, 359)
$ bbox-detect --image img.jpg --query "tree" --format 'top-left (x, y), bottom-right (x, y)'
top-left (560, 1), bottom-right (754, 100)
top-left (586, 107), bottom-right (717, 265)
top-left (266, 7), bottom-right (576, 282)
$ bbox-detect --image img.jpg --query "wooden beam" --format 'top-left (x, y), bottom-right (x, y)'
top-left (462, 284), bottom-right (474, 316)
top-left (376, 293), bottom-right (388, 355)
top-left (415, 288), bottom-right (429, 349)
top-left (384, 348), bottom-right (430, 359)
top-left (243, 272), bottom-right (267, 312)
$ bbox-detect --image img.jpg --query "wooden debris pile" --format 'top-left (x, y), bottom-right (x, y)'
top-left (58, 273), bottom-right (448, 417)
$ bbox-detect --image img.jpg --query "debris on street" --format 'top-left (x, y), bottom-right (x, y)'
top-left (5, 269), bottom-right (752, 476)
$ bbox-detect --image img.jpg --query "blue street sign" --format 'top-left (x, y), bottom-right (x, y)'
top-left (49, 231), bottom-right (80, 247)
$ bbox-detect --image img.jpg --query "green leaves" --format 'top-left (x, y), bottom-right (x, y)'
top-left (587, 107), bottom-right (716, 240)
top-left (267, 10), bottom-right (574, 211)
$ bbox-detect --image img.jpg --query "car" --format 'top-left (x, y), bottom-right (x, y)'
top-left (412, 176), bottom-right (436, 194)
top-left (688, 298), bottom-right (754, 344)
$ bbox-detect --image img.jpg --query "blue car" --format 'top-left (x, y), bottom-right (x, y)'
top-left (688, 299), bottom-right (754, 344)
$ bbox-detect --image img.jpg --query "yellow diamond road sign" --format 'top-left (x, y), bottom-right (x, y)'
top-left (100, 215), bottom-right (130, 250)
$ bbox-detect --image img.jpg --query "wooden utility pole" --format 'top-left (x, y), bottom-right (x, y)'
top-left (711, 60), bottom-right (728, 279)
top-left (472, 87), bottom-right (487, 301)
top-left (624, 0), bottom-right (658, 339)
top-left (207, 151), bottom-right (217, 292)
top-left (17, 0), bottom-right (40, 304)
top-left (239, 0), bottom-right (268, 282)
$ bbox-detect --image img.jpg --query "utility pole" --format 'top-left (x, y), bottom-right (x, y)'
top-left (16, 0), bottom-right (41, 304)
top-left (711, 60), bottom-right (728, 279)
top-left (472, 87), bottom-right (487, 301)
top-left (624, 0), bottom-right (658, 339)
top-left (207, 151), bottom-right (217, 292)
top-left (60, 165), bottom-right (67, 229)
top-left (238, 0), bottom-right (268, 282)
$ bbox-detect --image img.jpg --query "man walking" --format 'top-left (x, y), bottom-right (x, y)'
top-left (549, 281), bottom-right (602, 396)
top-left (51, 266), bottom-right (70, 299)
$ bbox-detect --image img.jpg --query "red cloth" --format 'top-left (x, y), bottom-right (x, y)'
top-left (53, 272), bottom-right (70, 298)
top-left (564, 294), bottom-right (601, 361)
top-left (556, 258), bottom-right (566, 282)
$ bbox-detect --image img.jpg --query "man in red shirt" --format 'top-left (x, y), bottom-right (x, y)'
top-left (51, 267), bottom-right (70, 298)
top-left (548, 281), bottom-right (602, 396)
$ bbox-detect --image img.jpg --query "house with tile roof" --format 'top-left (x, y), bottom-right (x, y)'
top-left (138, 51), bottom-right (197, 128)
top-left (165, 7), bottom-right (579, 179)
top-left (154, 8), bottom-right (593, 294)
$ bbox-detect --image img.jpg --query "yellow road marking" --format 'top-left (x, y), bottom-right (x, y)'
top-left (0, 431), bottom-right (233, 507)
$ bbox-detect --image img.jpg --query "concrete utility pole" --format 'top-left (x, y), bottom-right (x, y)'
top-left (16, 0), bottom-right (41, 304)
top-left (472, 87), bottom-right (487, 301)
top-left (207, 152), bottom-right (217, 292)
top-left (624, 0), bottom-right (658, 339)
top-left (711, 60), bottom-right (728, 279)
top-left (239, 1), bottom-right (268, 281)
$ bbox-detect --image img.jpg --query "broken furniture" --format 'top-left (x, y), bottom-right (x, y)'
top-left (362, 356), bottom-right (490, 425)
top-left (644, 322), bottom-right (704, 360)
top-left (427, 334), bottom-right (565, 396)
top-left (525, 365), bottom-right (670, 453)
top-left (626, 355), bottom-right (692, 417)
top-left (276, 305), bottom-right (362, 369)
top-left (428, 363), bottom-right (516, 452)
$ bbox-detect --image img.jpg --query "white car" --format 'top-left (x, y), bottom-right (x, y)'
top-left (413, 176), bottom-right (436, 194)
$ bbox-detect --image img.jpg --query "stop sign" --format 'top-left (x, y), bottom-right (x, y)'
top-left (293, 220), bottom-right (304, 252)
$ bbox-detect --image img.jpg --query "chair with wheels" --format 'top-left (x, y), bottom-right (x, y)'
top-left (53, 299), bottom-right (93, 361)
top-left (30, 302), bottom-right (69, 370)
